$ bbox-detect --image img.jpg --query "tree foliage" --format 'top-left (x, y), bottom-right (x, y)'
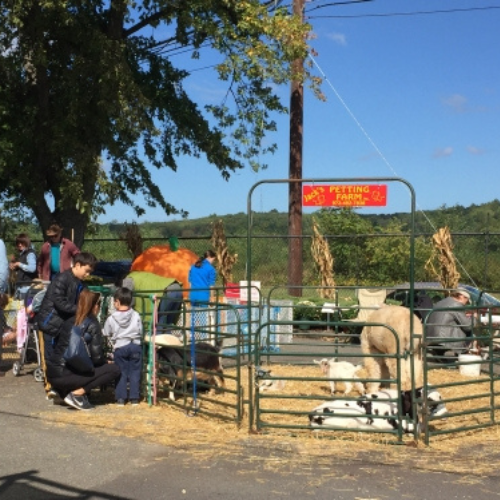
top-left (0, 0), bottom-right (315, 246)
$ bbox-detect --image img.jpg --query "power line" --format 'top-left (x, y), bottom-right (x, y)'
top-left (307, 53), bottom-right (477, 284)
top-left (307, 5), bottom-right (500, 18)
top-left (306, 0), bottom-right (372, 6)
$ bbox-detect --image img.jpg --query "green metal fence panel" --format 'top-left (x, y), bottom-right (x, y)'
top-left (251, 317), bottom-right (415, 442)
top-left (422, 304), bottom-right (500, 445)
top-left (142, 293), bottom-right (246, 425)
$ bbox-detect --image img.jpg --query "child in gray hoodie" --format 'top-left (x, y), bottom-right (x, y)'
top-left (103, 287), bottom-right (143, 405)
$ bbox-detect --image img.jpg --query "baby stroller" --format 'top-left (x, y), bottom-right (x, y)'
top-left (12, 282), bottom-right (48, 382)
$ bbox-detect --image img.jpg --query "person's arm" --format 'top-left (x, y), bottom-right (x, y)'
top-left (102, 317), bottom-right (116, 342)
top-left (12, 250), bottom-right (37, 274)
top-left (209, 266), bottom-right (216, 287)
top-left (51, 275), bottom-right (79, 316)
top-left (209, 265), bottom-right (216, 301)
top-left (68, 240), bottom-right (80, 258)
top-left (449, 309), bottom-right (474, 333)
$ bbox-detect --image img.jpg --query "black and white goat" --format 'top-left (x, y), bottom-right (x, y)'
top-left (308, 388), bottom-right (446, 433)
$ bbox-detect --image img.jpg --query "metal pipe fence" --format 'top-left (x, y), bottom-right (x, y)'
top-left (78, 232), bottom-right (500, 290)
top-left (4, 232), bottom-right (500, 290)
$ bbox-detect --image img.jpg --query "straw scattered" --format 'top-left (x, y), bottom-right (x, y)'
top-left (38, 364), bottom-right (500, 477)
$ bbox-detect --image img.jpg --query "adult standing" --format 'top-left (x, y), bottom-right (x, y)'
top-left (37, 224), bottom-right (80, 281)
top-left (188, 250), bottom-right (217, 335)
top-left (0, 238), bottom-right (8, 294)
top-left (188, 250), bottom-right (217, 306)
top-left (426, 288), bottom-right (476, 359)
top-left (9, 233), bottom-right (37, 295)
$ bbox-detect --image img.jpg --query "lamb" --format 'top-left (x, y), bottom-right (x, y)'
top-left (361, 305), bottom-right (423, 393)
top-left (314, 358), bottom-right (365, 395)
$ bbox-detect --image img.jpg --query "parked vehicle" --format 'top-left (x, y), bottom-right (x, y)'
top-left (92, 260), bottom-right (132, 284)
top-left (386, 282), bottom-right (500, 314)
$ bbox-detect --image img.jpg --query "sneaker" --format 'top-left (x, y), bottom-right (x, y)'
top-left (64, 393), bottom-right (95, 411)
top-left (46, 389), bottom-right (59, 400)
top-left (116, 399), bottom-right (126, 406)
top-left (47, 389), bottom-right (64, 405)
top-left (130, 399), bottom-right (140, 406)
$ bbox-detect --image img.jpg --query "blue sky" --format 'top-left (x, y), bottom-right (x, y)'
top-left (100, 0), bottom-right (500, 224)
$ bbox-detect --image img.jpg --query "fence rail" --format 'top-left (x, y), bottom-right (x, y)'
top-left (78, 232), bottom-right (500, 290)
top-left (5, 232), bottom-right (500, 290)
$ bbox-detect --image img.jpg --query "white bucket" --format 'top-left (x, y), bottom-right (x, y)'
top-left (458, 354), bottom-right (482, 377)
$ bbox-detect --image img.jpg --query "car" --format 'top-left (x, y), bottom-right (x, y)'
top-left (386, 282), bottom-right (500, 316)
top-left (92, 260), bottom-right (132, 284)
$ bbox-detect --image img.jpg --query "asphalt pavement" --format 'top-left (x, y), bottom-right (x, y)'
top-left (2, 362), bottom-right (500, 500)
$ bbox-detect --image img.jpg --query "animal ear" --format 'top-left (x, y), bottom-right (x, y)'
top-left (313, 359), bottom-right (321, 365)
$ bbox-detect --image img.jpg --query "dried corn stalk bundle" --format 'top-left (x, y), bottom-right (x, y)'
top-left (120, 222), bottom-right (143, 259)
top-left (311, 218), bottom-right (335, 299)
top-left (425, 226), bottom-right (460, 291)
top-left (211, 219), bottom-right (237, 287)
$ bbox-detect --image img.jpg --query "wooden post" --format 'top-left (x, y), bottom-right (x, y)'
top-left (288, 0), bottom-right (305, 297)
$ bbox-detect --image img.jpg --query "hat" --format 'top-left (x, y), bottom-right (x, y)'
top-left (456, 287), bottom-right (471, 301)
top-left (46, 224), bottom-right (62, 237)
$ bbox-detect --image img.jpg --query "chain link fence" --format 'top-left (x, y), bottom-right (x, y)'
top-left (76, 232), bottom-right (500, 290)
top-left (5, 232), bottom-right (500, 290)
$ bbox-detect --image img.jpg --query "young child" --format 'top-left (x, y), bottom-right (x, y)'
top-left (103, 287), bottom-right (143, 405)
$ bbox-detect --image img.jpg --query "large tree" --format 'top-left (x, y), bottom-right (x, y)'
top-left (0, 0), bottom-right (315, 246)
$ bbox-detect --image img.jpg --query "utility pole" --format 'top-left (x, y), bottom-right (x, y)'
top-left (288, 0), bottom-right (305, 297)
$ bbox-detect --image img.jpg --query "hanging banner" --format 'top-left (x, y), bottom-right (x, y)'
top-left (302, 184), bottom-right (387, 207)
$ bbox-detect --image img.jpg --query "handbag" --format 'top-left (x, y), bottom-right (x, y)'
top-left (63, 318), bottom-right (94, 374)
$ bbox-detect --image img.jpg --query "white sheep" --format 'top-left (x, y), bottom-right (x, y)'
top-left (361, 305), bottom-right (422, 393)
top-left (314, 358), bottom-right (365, 395)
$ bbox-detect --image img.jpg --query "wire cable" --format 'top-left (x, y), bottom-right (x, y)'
top-left (307, 5), bottom-right (500, 18)
top-left (308, 52), bottom-right (477, 285)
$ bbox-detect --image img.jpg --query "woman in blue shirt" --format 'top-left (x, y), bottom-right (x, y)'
top-left (189, 250), bottom-right (217, 305)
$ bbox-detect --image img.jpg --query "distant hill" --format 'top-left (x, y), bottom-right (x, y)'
top-left (101, 200), bottom-right (500, 238)
top-left (6, 200), bottom-right (500, 244)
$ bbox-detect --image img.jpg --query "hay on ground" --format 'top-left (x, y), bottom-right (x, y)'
top-left (40, 363), bottom-right (500, 476)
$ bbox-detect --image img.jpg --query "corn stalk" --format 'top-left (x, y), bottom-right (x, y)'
top-left (119, 222), bottom-right (143, 259)
top-left (425, 226), bottom-right (460, 291)
top-left (211, 219), bottom-right (237, 287)
top-left (311, 218), bottom-right (335, 299)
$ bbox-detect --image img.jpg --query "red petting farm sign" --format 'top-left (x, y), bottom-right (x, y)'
top-left (302, 184), bottom-right (387, 207)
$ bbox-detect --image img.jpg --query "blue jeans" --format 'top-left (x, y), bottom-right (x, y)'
top-left (113, 343), bottom-right (143, 401)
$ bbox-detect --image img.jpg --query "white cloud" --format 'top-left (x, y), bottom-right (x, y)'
top-left (442, 94), bottom-right (467, 113)
top-left (433, 147), bottom-right (453, 158)
top-left (467, 145), bottom-right (485, 155)
top-left (327, 32), bottom-right (347, 46)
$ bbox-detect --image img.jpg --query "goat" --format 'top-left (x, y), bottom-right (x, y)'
top-left (157, 342), bottom-right (224, 400)
top-left (309, 388), bottom-right (446, 433)
top-left (313, 358), bottom-right (365, 395)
